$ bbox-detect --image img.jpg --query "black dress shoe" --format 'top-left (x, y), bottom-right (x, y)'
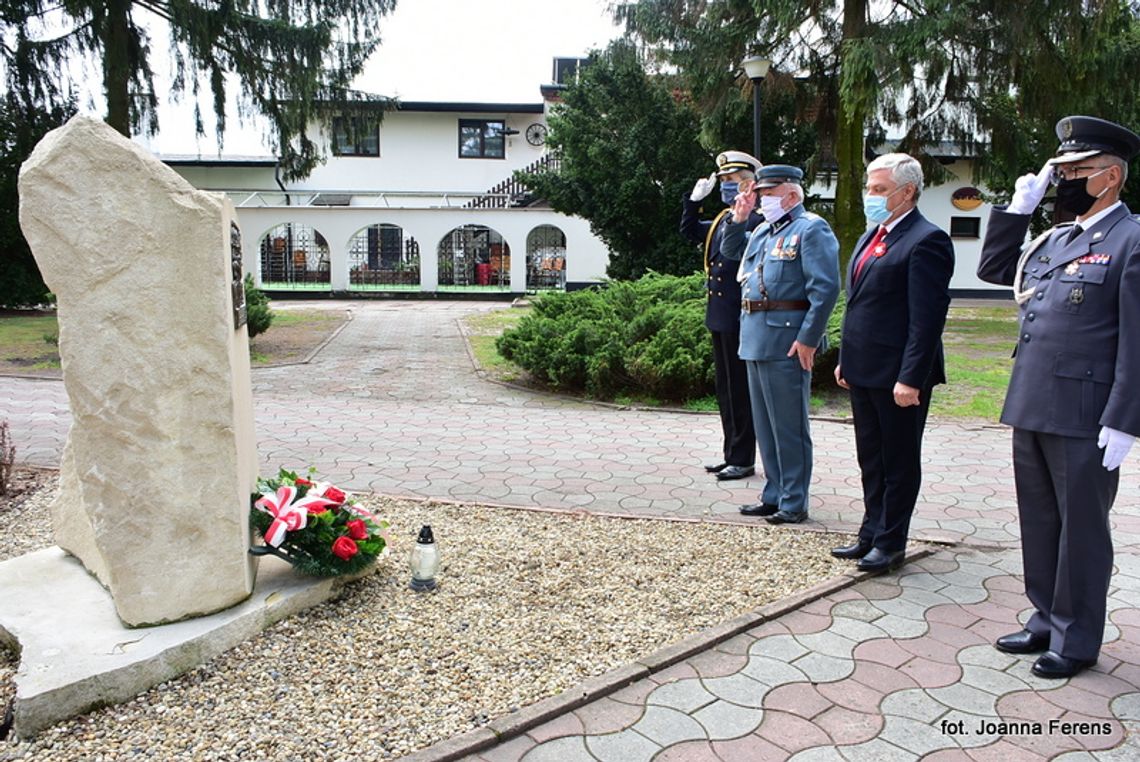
top-left (830, 540), bottom-right (873, 560)
top-left (765, 510), bottom-right (807, 525)
top-left (994, 629), bottom-right (1049, 655)
top-left (856, 547), bottom-right (906, 573)
top-left (739, 502), bottom-right (778, 517)
top-left (1032, 650), bottom-right (1096, 679)
top-left (704, 461), bottom-right (728, 473)
top-left (716, 465), bottom-right (755, 481)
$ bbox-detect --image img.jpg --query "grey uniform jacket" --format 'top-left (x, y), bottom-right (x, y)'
top-left (977, 204), bottom-right (1140, 438)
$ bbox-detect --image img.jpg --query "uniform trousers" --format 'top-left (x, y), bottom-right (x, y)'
top-left (849, 385), bottom-right (932, 553)
top-left (745, 357), bottom-right (812, 514)
top-left (711, 328), bottom-right (755, 467)
top-left (1012, 428), bottom-right (1118, 660)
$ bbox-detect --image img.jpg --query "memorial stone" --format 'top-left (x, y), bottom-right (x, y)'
top-left (18, 115), bottom-right (258, 626)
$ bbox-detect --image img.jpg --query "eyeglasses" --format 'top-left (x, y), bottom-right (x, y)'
top-left (1050, 165), bottom-right (1110, 185)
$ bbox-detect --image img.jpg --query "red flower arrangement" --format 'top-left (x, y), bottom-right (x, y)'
top-left (250, 468), bottom-right (388, 577)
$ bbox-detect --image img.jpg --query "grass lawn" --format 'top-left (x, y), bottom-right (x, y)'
top-left (0, 307), bottom-right (348, 374)
top-left (464, 301), bottom-right (1020, 422)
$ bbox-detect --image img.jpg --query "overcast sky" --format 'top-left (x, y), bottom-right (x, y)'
top-left (139, 0), bottom-right (623, 156)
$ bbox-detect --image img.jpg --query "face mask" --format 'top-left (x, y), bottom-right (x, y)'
top-left (862, 186), bottom-right (904, 225)
top-left (1055, 169), bottom-right (1109, 216)
top-left (720, 181), bottom-right (739, 205)
top-left (759, 195), bottom-right (786, 223)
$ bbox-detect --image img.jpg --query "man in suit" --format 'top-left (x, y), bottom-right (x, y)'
top-left (977, 115), bottom-right (1140, 679)
top-left (722, 165), bottom-right (840, 524)
top-left (680, 151), bottom-right (763, 481)
top-left (833, 153), bottom-right (955, 572)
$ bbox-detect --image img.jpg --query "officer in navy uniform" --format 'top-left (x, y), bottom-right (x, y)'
top-left (721, 165), bottom-right (840, 524)
top-left (977, 115), bottom-right (1140, 679)
top-left (680, 151), bottom-right (763, 480)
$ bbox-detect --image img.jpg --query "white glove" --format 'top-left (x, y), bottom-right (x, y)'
top-left (1006, 162), bottom-right (1053, 215)
top-left (1098, 425), bottom-right (1135, 471)
top-left (690, 172), bottom-right (717, 202)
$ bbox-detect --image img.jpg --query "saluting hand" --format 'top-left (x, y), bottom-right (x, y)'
top-left (1007, 162), bottom-right (1053, 215)
top-left (731, 179), bottom-right (757, 223)
top-left (690, 172), bottom-right (717, 202)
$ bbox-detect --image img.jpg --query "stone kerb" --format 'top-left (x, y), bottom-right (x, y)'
top-left (17, 115), bottom-right (258, 627)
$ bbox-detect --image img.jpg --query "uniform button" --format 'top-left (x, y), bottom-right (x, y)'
top-left (1086, 370), bottom-right (1094, 377)
top-left (717, 292), bottom-right (723, 296)
top-left (1026, 312), bottom-right (1035, 321)
top-left (1022, 333), bottom-right (1031, 342)
top-left (1036, 292), bottom-right (1045, 300)
top-left (717, 276), bottom-right (723, 281)
top-left (784, 321), bottom-right (791, 327)
top-left (1030, 267), bottom-right (1038, 273)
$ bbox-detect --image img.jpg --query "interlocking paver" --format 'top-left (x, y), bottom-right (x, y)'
top-left (584, 727), bottom-right (660, 762)
top-left (10, 300), bottom-right (1140, 762)
top-left (647, 679), bottom-right (717, 714)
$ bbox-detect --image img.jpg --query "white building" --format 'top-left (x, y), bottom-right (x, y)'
top-left (161, 62), bottom-right (1007, 298)
top-left (163, 61), bottom-right (609, 296)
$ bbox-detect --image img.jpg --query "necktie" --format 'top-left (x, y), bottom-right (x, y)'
top-left (1066, 224), bottom-right (1084, 244)
top-left (853, 226), bottom-right (887, 283)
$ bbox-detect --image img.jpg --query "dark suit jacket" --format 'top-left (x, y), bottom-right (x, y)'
top-left (977, 203), bottom-right (1140, 437)
top-left (839, 209), bottom-right (955, 390)
top-left (680, 195), bottom-right (762, 333)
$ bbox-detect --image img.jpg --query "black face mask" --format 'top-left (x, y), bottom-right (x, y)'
top-left (1055, 176), bottom-right (1102, 216)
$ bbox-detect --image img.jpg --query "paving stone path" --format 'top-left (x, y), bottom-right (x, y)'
top-left (4, 300), bottom-right (1139, 761)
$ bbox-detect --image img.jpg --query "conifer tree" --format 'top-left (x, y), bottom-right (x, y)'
top-left (1, 0), bottom-right (397, 178)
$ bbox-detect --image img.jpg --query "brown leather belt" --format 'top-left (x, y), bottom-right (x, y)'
top-left (742, 299), bottom-right (810, 313)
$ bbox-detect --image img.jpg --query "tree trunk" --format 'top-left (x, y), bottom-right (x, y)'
top-left (835, 0), bottom-right (868, 272)
top-left (103, 0), bottom-right (131, 136)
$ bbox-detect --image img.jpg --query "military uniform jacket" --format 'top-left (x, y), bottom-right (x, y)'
top-left (840, 210), bottom-right (954, 390)
top-left (722, 204), bottom-right (840, 362)
top-left (977, 204), bottom-right (1140, 438)
top-left (680, 195), bottom-right (762, 333)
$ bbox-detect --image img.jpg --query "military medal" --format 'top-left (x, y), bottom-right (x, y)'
top-left (770, 236), bottom-right (784, 259)
top-left (1076, 253), bottom-right (1110, 265)
top-left (1065, 261), bottom-right (1080, 275)
top-left (783, 234), bottom-right (799, 260)
top-left (1069, 286), bottom-right (1084, 304)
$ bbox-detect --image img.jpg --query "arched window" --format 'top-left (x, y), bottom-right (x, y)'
top-left (526, 225), bottom-right (566, 291)
top-left (438, 225), bottom-right (510, 290)
top-left (348, 224), bottom-right (420, 290)
top-left (258, 223), bottom-right (330, 290)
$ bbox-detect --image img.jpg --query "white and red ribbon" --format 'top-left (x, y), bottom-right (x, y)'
top-left (254, 485), bottom-right (337, 546)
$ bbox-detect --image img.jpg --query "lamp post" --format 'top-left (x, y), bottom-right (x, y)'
top-left (741, 56), bottom-right (771, 161)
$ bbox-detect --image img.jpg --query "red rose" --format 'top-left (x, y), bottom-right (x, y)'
top-left (322, 486), bottom-right (347, 504)
top-left (306, 504), bottom-right (329, 515)
top-left (331, 536), bottom-right (358, 560)
top-left (346, 519), bottom-right (369, 540)
top-left (295, 477), bottom-right (313, 487)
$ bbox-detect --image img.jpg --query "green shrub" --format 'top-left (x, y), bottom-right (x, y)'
top-left (244, 274), bottom-right (273, 339)
top-left (497, 271), bottom-right (711, 402)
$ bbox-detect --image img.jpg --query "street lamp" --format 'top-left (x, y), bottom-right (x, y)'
top-left (741, 56), bottom-right (771, 161)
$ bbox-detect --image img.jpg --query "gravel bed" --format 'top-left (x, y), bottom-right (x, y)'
top-left (1, 475), bottom-right (852, 760)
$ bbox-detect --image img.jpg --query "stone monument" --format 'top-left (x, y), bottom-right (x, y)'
top-left (18, 115), bottom-right (258, 626)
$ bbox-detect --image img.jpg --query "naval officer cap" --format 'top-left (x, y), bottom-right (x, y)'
top-left (1047, 115), bottom-right (1140, 165)
top-left (715, 150), bottom-right (762, 176)
top-left (755, 164), bottom-right (804, 188)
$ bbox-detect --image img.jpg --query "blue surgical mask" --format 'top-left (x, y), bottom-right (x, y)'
top-left (862, 186), bottom-right (904, 225)
top-left (720, 181), bottom-right (739, 205)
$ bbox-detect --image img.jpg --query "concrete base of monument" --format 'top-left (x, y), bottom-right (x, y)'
top-left (0, 546), bottom-right (366, 739)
